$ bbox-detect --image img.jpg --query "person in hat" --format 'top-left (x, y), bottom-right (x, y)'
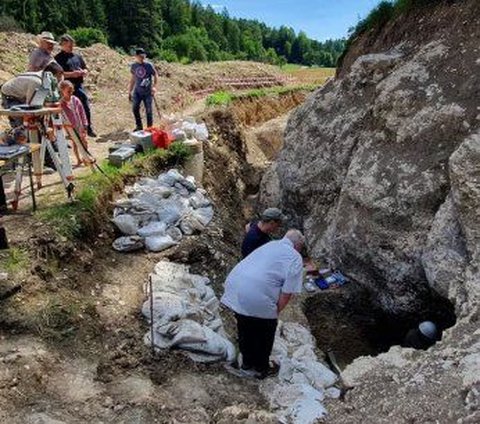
top-left (241, 207), bottom-right (286, 258)
top-left (128, 48), bottom-right (158, 131)
top-left (222, 229), bottom-right (305, 379)
top-left (28, 31), bottom-right (63, 78)
top-left (55, 34), bottom-right (96, 137)
top-left (402, 321), bottom-right (439, 350)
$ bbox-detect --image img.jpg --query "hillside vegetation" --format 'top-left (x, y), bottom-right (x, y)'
top-left (0, 0), bottom-right (345, 67)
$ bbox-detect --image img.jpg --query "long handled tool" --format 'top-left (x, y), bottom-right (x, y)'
top-left (153, 95), bottom-right (162, 122)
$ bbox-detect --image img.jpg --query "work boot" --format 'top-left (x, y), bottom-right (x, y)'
top-left (256, 362), bottom-right (280, 380)
top-left (224, 361), bottom-right (262, 379)
top-left (87, 127), bottom-right (97, 138)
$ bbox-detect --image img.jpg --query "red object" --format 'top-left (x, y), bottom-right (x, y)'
top-left (145, 127), bottom-right (173, 149)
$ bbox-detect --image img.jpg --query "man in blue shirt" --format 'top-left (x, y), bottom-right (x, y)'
top-left (241, 207), bottom-right (285, 258)
top-left (222, 229), bottom-right (305, 379)
top-left (128, 48), bottom-right (158, 131)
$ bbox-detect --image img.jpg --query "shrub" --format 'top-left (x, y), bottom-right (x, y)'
top-left (69, 27), bottom-right (108, 47)
top-left (206, 91), bottom-right (234, 106)
top-left (0, 15), bottom-right (24, 32)
top-left (158, 49), bottom-right (179, 63)
top-left (351, 1), bottom-right (395, 39)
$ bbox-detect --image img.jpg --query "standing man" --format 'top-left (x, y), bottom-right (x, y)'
top-left (128, 48), bottom-right (158, 131)
top-left (242, 207), bottom-right (285, 258)
top-left (221, 229), bottom-right (305, 379)
top-left (28, 31), bottom-right (63, 77)
top-left (55, 34), bottom-right (96, 137)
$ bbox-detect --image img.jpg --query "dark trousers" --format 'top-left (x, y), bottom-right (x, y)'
top-left (132, 91), bottom-right (153, 130)
top-left (235, 313), bottom-right (277, 372)
top-left (74, 85), bottom-right (93, 130)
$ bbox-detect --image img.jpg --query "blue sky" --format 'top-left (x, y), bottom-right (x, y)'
top-left (203, 0), bottom-right (382, 41)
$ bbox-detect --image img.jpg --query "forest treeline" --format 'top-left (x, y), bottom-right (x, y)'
top-left (0, 0), bottom-right (345, 66)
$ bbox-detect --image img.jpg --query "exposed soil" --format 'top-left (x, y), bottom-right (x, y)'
top-left (303, 283), bottom-right (457, 370)
top-left (231, 91), bottom-right (307, 127)
top-left (0, 32), bottom-right (325, 423)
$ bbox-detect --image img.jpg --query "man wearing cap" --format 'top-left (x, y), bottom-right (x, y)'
top-left (241, 207), bottom-right (285, 258)
top-left (402, 321), bottom-right (439, 350)
top-left (55, 34), bottom-right (96, 137)
top-left (222, 229), bottom-right (305, 379)
top-left (28, 32), bottom-right (63, 78)
top-left (128, 48), bottom-right (158, 131)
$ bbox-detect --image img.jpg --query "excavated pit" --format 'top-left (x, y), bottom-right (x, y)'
top-left (303, 283), bottom-right (456, 368)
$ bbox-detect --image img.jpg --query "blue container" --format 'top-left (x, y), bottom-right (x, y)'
top-left (314, 278), bottom-right (329, 290)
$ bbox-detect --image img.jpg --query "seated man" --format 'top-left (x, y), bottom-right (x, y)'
top-left (222, 229), bottom-right (305, 379)
top-left (241, 207), bottom-right (285, 258)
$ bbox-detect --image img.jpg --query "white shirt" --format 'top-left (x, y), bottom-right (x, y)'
top-left (221, 237), bottom-right (303, 319)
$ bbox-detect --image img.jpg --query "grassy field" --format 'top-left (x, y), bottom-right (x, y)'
top-left (206, 84), bottom-right (318, 107)
top-left (281, 65), bottom-right (336, 85)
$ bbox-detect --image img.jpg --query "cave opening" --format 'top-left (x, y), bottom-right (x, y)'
top-left (303, 283), bottom-right (457, 369)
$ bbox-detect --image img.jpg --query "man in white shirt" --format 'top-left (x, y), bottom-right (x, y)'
top-left (221, 229), bottom-right (305, 379)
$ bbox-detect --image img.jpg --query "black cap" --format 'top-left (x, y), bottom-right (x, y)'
top-left (135, 48), bottom-right (146, 56)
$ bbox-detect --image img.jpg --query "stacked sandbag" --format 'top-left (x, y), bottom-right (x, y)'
top-left (260, 322), bottom-right (339, 424)
top-left (111, 169), bottom-right (214, 252)
top-left (142, 261), bottom-right (235, 363)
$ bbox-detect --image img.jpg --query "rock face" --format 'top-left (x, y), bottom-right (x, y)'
top-left (261, 2), bottom-right (480, 421)
top-left (264, 8), bottom-right (480, 318)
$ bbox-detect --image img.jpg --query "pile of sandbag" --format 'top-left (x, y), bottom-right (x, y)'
top-left (164, 116), bottom-right (209, 142)
top-left (111, 169), bottom-right (214, 253)
top-left (142, 261), bottom-right (235, 363)
top-left (260, 322), bottom-right (339, 424)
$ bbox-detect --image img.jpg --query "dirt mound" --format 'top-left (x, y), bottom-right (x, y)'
top-left (0, 31), bottom-right (285, 135)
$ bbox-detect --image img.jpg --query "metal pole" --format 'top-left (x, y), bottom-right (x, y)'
top-left (149, 275), bottom-right (155, 357)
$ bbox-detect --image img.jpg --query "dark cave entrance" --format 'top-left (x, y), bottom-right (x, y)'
top-left (303, 283), bottom-right (457, 369)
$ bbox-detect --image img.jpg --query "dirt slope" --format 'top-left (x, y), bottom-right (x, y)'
top-left (0, 31), bottom-right (286, 135)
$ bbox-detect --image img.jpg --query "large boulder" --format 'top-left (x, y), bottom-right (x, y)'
top-left (264, 38), bottom-right (480, 316)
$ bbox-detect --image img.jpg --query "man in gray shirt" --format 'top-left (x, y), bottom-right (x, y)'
top-left (221, 229), bottom-right (305, 379)
top-left (28, 31), bottom-right (63, 78)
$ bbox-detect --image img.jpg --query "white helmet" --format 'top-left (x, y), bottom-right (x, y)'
top-left (419, 321), bottom-right (438, 339)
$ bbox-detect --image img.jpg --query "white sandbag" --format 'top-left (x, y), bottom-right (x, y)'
top-left (173, 183), bottom-right (190, 197)
top-left (112, 214), bottom-right (138, 235)
top-left (158, 169), bottom-right (185, 186)
top-left (194, 206), bottom-right (214, 226)
top-left (189, 191), bottom-right (211, 209)
top-left (297, 359), bottom-right (338, 390)
top-left (142, 292), bottom-right (187, 324)
top-left (166, 320), bottom-right (235, 363)
top-left (156, 201), bottom-right (184, 225)
top-left (145, 235), bottom-right (177, 252)
top-left (112, 236), bottom-right (144, 252)
top-left (137, 221), bottom-right (167, 238)
top-left (280, 322), bottom-right (316, 349)
top-left (194, 123), bottom-right (209, 142)
top-left (180, 179), bottom-right (196, 193)
top-left (179, 213), bottom-right (205, 235)
top-left (172, 128), bottom-right (187, 141)
top-left (166, 226), bottom-right (183, 242)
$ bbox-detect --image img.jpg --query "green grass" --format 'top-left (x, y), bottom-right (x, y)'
top-left (0, 247), bottom-right (29, 273)
top-left (206, 84), bottom-right (319, 107)
top-left (206, 90), bottom-right (234, 106)
top-left (280, 64), bottom-right (304, 72)
top-left (38, 142), bottom-right (192, 240)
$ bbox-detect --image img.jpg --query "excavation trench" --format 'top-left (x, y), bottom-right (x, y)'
top-left (216, 90), bottom-right (459, 371)
top-left (302, 284), bottom-right (456, 369)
